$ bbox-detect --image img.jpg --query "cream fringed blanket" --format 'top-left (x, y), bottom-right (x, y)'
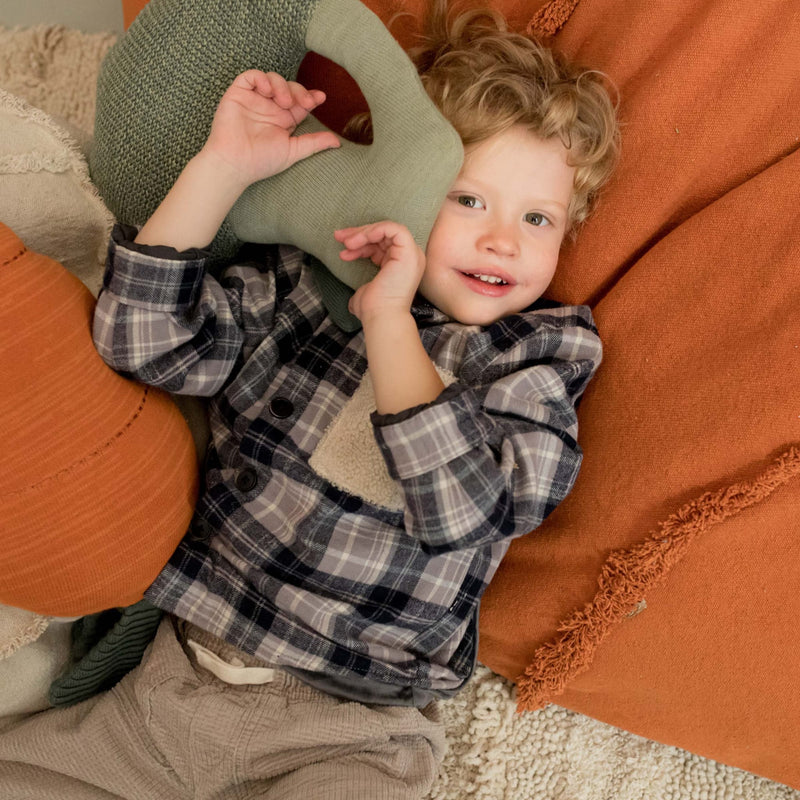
top-left (0, 22), bottom-right (798, 800)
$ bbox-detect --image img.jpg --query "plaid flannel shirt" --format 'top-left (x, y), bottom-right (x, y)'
top-left (93, 224), bottom-right (602, 703)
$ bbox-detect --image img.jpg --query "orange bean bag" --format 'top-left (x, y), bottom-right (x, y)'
top-left (119, 0), bottom-right (800, 787)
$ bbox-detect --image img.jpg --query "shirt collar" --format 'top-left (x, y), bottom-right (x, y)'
top-left (410, 295), bottom-right (451, 326)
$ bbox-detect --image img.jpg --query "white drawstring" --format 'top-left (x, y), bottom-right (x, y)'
top-left (187, 639), bottom-right (275, 685)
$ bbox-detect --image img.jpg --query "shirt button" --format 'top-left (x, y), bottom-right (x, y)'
top-left (189, 518), bottom-right (214, 542)
top-left (235, 467), bottom-right (259, 493)
top-left (268, 397), bottom-right (294, 419)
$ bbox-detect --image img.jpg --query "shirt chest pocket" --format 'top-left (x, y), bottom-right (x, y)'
top-left (309, 371), bottom-right (403, 511)
top-left (309, 366), bottom-right (458, 511)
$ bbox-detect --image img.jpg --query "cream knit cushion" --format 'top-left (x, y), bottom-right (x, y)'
top-left (0, 609), bottom-right (72, 729)
top-left (0, 89), bottom-right (113, 296)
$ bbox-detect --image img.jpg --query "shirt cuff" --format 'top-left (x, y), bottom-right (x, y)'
top-left (372, 384), bottom-right (491, 480)
top-left (103, 223), bottom-right (209, 313)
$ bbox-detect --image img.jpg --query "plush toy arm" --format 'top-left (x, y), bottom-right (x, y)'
top-left (228, 0), bottom-right (463, 291)
top-left (91, 0), bottom-right (462, 327)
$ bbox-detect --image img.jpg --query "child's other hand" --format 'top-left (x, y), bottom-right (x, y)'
top-left (336, 221), bottom-right (426, 324)
top-left (202, 70), bottom-right (340, 188)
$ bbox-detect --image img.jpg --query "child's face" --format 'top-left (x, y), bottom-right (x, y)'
top-left (419, 125), bottom-right (575, 326)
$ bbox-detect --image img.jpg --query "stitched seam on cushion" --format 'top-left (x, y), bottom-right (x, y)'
top-left (3, 387), bottom-right (152, 498)
top-left (515, 444), bottom-right (800, 711)
top-left (1, 244), bottom-right (27, 268)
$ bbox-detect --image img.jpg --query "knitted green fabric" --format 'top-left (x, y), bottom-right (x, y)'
top-left (90, 0), bottom-right (463, 307)
top-left (48, 600), bottom-right (163, 708)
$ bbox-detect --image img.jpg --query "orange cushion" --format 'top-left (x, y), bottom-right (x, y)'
top-left (473, 0), bottom-right (800, 790)
top-left (122, 0), bottom-right (150, 28)
top-left (0, 222), bottom-right (198, 616)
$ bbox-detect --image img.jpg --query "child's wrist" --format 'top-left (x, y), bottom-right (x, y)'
top-left (358, 305), bottom-right (414, 332)
top-left (134, 151), bottom-right (249, 250)
top-left (191, 149), bottom-right (252, 196)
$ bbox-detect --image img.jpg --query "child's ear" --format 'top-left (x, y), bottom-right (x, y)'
top-left (91, 0), bottom-right (463, 322)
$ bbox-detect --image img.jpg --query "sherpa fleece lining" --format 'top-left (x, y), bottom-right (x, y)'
top-left (309, 366), bottom-right (457, 510)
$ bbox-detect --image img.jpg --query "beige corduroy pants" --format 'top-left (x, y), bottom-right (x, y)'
top-left (0, 617), bottom-right (446, 799)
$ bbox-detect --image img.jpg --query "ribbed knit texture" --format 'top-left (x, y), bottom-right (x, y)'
top-left (49, 600), bottom-right (163, 707)
top-left (90, 0), bottom-right (462, 306)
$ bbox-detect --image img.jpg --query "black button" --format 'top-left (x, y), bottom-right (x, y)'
top-left (235, 467), bottom-right (258, 493)
top-left (189, 518), bottom-right (214, 542)
top-left (268, 397), bottom-right (294, 419)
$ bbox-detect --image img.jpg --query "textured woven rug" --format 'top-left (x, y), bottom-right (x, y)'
top-left (1, 22), bottom-right (798, 800)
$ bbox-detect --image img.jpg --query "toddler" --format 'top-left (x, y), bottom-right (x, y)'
top-left (0, 3), bottom-right (619, 798)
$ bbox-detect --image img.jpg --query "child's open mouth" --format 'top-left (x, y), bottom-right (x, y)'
top-left (467, 272), bottom-right (508, 285)
top-left (458, 270), bottom-right (514, 296)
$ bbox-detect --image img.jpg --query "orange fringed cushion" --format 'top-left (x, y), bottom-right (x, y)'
top-left (473, 0), bottom-right (800, 789)
top-left (0, 223), bottom-right (198, 616)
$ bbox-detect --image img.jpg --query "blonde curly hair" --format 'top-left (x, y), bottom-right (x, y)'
top-left (346, 0), bottom-right (620, 233)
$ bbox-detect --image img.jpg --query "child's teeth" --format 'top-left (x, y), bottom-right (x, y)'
top-left (471, 273), bottom-right (506, 284)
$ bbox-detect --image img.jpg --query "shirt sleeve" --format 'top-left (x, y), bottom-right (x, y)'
top-left (92, 224), bottom-right (282, 396)
top-left (371, 309), bottom-right (602, 554)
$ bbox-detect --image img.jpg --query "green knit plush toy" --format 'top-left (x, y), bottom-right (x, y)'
top-left (90, 0), bottom-right (463, 328)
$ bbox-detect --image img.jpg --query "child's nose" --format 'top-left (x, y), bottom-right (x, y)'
top-left (478, 221), bottom-right (519, 257)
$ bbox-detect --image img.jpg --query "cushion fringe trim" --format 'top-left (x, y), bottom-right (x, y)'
top-left (527, 0), bottom-right (581, 38)
top-left (515, 445), bottom-right (800, 711)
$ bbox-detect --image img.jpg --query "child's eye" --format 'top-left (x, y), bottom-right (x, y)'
top-left (525, 212), bottom-right (550, 227)
top-left (455, 195), bottom-right (484, 209)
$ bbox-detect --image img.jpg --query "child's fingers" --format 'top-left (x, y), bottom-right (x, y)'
top-left (335, 223), bottom-right (413, 257)
top-left (282, 86), bottom-right (324, 127)
top-left (336, 229), bottom-right (394, 266)
top-left (308, 89), bottom-right (327, 107)
top-left (340, 233), bottom-right (386, 261)
top-left (233, 70), bottom-right (326, 113)
top-left (259, 72), bottom-right (296, 108)
top-left (288, 130), bottom-right (341, 164)
top-left (334, 227), bottom-right (360, 242)
top-left (232, 70), bottom-right (291, 106)
top-left (339, 242), bottom-right (390, 262)
top-left (338, 247), bottom-right (372, 262)
top-left (287, 82), bottom-right (327, 111)
top-left (338, 235), bottom-right (385, 257)
top-left (337, 237), bottom-right (382, 262)
top-left (334, 227), bottom-right (369, 246)
top-left (335, 222), bottom-right (396, 243)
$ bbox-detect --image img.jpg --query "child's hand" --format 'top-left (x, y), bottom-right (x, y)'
top-left (335, 221), bottom-right (426, 324)
top-left (202, 70), bottom-right (340, 188)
